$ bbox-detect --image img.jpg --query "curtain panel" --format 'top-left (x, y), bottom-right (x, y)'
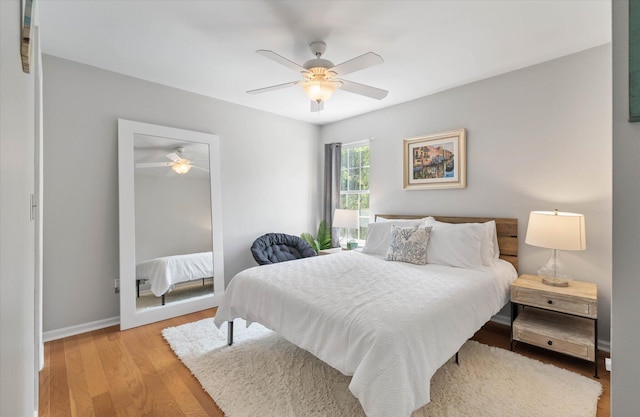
top-left (323, 143), bottom-right (341, 248)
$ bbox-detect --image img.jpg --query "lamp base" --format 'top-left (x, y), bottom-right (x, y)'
top-left (537, 249), bottom-right (572, 287)
top-left (541, 276), bottom-right (570, 287)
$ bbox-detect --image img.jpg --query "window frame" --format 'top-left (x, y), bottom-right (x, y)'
top-left (339, 140), bottom-right (370, 244)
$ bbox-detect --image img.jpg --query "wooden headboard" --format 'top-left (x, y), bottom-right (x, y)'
top-left (375, 215), bottom-right (518, 271)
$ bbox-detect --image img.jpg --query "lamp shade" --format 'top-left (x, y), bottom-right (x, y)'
top-left (301, 80), bottom-right (338, 102)
top-left (332, 209), bottom-right (359, 229)
top-left (172, 161), bottom-right (192, 175)
top-left (525, 210), bottom-right (586, 251)
top-left (300, 67), bottom-right (341, 102)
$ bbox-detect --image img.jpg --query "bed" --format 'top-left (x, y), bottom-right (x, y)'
top-left (214, 215), bottom-right (518, 417)
top-left (136, 251), bottom-right (213, 304)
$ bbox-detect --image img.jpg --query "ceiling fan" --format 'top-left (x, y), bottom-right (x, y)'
top-left (247, 41), bottom-right (388, 112)
top-left (135, 146), bottom-right (208, 175)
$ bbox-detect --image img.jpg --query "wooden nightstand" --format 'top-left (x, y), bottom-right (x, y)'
top-left (510, 274), bottom-right (599, 378)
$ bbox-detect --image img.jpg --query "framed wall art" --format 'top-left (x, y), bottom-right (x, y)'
top-left (631, 0), bottom-right (640, 122)
top-left (403, 128), bottom-right (466, 190)
top-left (21, 0), bottom-right (34, 74)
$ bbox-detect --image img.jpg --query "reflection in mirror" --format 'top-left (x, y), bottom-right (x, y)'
top-left (118, 119), bottom-right (224, 330)
top-left (134, 135), bottom-right (213, 310)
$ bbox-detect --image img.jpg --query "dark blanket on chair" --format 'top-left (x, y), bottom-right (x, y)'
top-left (251, 233), bottom-right (317, 265)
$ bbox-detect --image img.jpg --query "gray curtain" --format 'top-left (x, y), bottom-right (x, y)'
top-left (324, 143), bottom-right (342, 248)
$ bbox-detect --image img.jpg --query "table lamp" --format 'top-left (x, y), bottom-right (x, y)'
top-left (525, 209), bottom-right (586, 287)
top-left (333, 209), bottom-right (359, 250)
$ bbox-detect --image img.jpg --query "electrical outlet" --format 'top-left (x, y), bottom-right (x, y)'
top-left (115, 278), bottom-right (120, 294)
top-left (605, 357), bottom-right (611, 372)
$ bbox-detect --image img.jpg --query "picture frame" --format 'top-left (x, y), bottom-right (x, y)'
top-left (403, 128), bottom-right (466, 190)
top-left (630, 0), bottom-right (640, 122)
top-left (21, 0), bottom-right (34, 74)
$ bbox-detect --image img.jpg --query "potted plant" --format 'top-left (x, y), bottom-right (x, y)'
top-left (301, 220), bottom-right (332, 253)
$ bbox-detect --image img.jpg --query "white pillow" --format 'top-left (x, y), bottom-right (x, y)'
top-left (363, 220), bottom-right (424, 257)
top-left (482, 220), bottom-right (500, 265)
top-left (421, 220), bottom-right (485, 269)
top-left (376, 216), bottom-right (434, 223)
top-left (423, 218), bottom-right (499, 266)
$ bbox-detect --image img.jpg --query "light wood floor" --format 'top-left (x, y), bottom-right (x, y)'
top-left (39, 309), bottom-right (610, 417)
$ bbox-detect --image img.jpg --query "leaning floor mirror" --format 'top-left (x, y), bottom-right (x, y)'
top-left (118, 119), bottom-right (224, 330)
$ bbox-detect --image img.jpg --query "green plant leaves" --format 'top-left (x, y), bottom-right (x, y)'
top-left (300, 232), bottom-right (319, 252)
top-left (316, 220), bottom-right (332, 250)
top-left (301, 220), bottom-right (333, 253)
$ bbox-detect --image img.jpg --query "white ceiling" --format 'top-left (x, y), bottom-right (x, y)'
top-left (37, 0), bottom-right (611, 126)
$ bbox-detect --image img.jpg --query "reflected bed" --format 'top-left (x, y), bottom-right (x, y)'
top-left (136, 251), bottom-right (213, 304)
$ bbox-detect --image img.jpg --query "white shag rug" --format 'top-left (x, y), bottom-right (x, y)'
top-left (162, 318), bottom-right (602, 417)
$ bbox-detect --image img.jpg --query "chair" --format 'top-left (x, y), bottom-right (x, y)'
top-left (251, 233), bottom-right (318, 265)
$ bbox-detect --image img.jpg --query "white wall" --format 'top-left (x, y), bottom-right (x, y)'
top-left (0, 1), bottom-right (37, 415)
top-left (43, 55), bottom-right (320, 332)
top-left (135, 175), bottom-right (212, 262)
top-left (320, 45), bottom-right (613, 343)
top-left (612, 1), bottom-right (640, 414)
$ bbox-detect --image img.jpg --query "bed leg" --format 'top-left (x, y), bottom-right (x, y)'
top-left (136, 279), bottom-right (140, 298)
top-left (227, 321), bottom-right (234, 346)
top-left (455, 352), bottom-right (459, 365)
top-left (162, 294), bottom-right (165, 306)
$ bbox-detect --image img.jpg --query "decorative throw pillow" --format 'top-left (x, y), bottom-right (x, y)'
top-left (385, 225), bottom-right (432, 265)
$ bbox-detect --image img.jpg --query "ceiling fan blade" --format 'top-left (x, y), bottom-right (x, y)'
top-left (135, 162), bottom-right (173, 168)
top-left (310, 100), bottom-right (324, 113)
top-left (166, 152), bottom-right (181, 162)
top-left (257, 50), bottom-right (308, 74)
top-left (329, 52), bottom-right (383, 76)
top-left (247, 81), bottom-right (300, 95)
top-left (337, 79), bottom-right (388, 100)
top-left (190, 165), bottom-right (209, 172)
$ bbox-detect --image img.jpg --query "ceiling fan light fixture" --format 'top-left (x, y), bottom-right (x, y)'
top-left (250, 43), bottom-right (387, 110)
top-left (172, 160), bottom-right (192, 175)
top-left (301, 79), bottom-right (339, 103)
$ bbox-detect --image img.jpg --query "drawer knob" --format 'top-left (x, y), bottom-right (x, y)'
top-left (547, 300), bottom-right (553, 305)
top-left (547, 340), bottom-right (553, 346)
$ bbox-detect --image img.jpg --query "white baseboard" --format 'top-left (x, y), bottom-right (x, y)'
top-left (41, 312), bottom-right (611, 354)
top-left (43, 316), bottom-right (120, 342)
top-left (490, 313), bottom-right (610, 353)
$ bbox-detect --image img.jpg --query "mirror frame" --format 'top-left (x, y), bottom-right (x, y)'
top-left (118, 119), bottom-right (225, 330)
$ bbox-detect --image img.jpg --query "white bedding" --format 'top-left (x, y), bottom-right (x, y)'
top-left (136, 251), bottom-right (213, 297)
top-left (214, 250), bottom-right (517, 417)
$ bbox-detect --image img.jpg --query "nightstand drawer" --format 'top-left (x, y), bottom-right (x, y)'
top-left (511, 287), bottom-right (596, 318)
top-left (513, 309), bottom-right (595, 361)
top-left (514, 329), bottom-right (593, 360)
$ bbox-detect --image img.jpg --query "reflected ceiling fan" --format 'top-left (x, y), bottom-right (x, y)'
top-left (135, 146), bottom-right (208, 175)
top-left (247, 41), bottom-right (388, 112)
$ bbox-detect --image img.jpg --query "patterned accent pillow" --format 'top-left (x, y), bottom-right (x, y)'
top-left (385, 225), bottom-right (432, 265)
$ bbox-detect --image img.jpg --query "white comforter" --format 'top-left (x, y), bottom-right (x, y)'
top-left (136, 251), bottom-right (213, 296)
top-left (214, 250), bottom-right (516, 417)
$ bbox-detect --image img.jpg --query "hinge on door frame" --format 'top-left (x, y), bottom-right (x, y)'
top-left (30, 193), bottom-right (38, 221)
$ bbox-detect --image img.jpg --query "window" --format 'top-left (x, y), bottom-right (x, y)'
top-left (340, 141), bottom-right (369, 242)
